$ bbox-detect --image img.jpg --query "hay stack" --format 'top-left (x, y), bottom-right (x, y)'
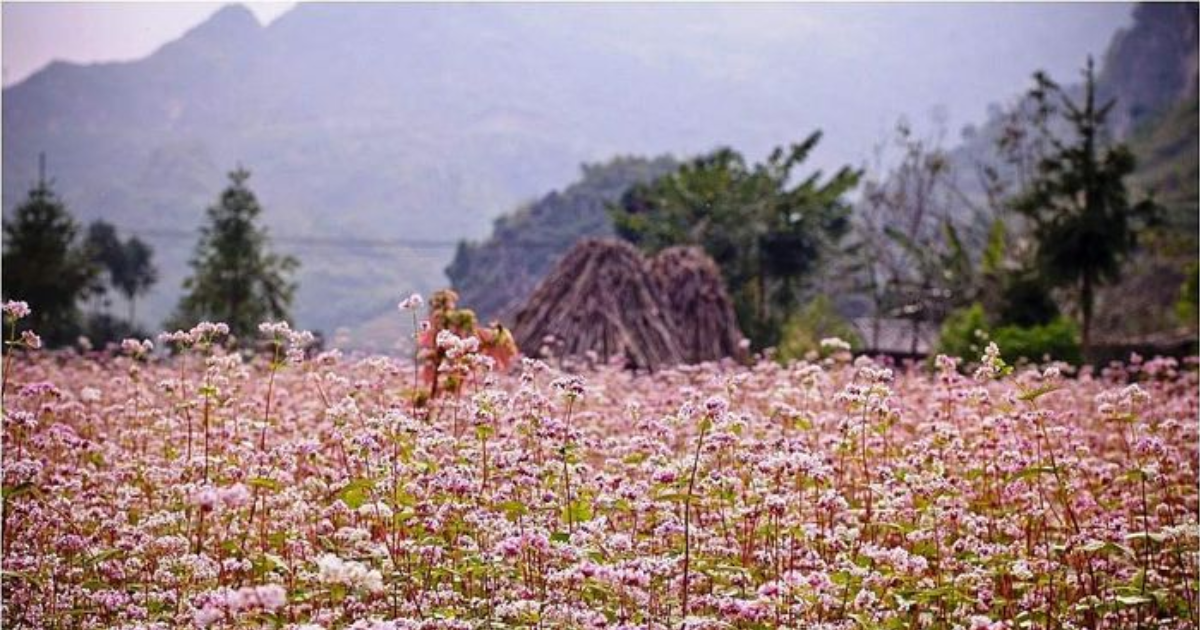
top-left (651, 246), bottom-right (746, 363)
top-left (513, 239), bottom-right (683, 371)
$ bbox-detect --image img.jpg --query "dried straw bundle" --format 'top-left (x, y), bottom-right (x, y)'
top-left (650, 246), bottom-right (746, 363)
top-left (513, 239), bottom-right (683, 371)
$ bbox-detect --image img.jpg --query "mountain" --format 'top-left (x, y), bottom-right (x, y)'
top-left (939, 3), bottom-right (1198, 339)
top-left (2, 3), bottom-right (1134, 345)
top-left (456, 2), bottom-right (1197, 341)
top-left (1099, 3), bottom-right (1199, 136)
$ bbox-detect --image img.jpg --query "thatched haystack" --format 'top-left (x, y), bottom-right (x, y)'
top-left (651, 246), bottom-right (746, 363)
top-left (513, 239), bottom-right (684, 371)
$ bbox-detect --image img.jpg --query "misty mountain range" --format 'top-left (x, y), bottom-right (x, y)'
top-left (3, 2), bottom-right (1186, 346)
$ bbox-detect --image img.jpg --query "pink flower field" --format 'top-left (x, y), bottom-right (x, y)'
top-left (2, 311), bottom-right (1197, 629)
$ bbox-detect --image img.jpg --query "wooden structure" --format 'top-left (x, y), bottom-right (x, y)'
top-left (513, 239), bottom-right (683, 370)
top-left (650, 246), bottom-right (746, 363)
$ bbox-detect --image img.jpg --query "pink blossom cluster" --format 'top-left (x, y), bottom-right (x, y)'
top-left (1, 318), bottom-right (1197, 629)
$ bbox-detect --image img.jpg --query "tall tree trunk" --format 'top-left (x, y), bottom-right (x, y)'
top-left (910, 315), bottom-right (920, 357)
top-left (872, 299), bottom-right (882, 353)
top-left (1081, 275), bottom-right (1094, 362)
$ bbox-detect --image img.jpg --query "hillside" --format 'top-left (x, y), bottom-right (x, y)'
top-left (3, 4), bottom-right (1133, 344)
top-left (450, 2), bottom-right (1198, 338)
top-left (0, 4), bottom-right (802, 341)
top-left (446, 156), bottom-right (678, 322)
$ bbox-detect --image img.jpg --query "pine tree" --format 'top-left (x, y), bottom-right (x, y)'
top-left (174, 167), bottom-right (299, 339)
top-left (2, 169), bottom-right (97, 345)
top-left (1012, 59), bottom-right (1160, 357)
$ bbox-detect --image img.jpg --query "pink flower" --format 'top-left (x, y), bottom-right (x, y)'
top-left (2, 300), bottom-right (30, 320)
top-left (19, 330), bottom-right (41, 349)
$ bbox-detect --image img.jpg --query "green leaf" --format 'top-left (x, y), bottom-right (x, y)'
top-left (566, 499), bottom-right (593, 524)
top-left (1080, 540), bottom-right (1133, 557)
top-left (263, 553), bottom-right (290, 574)
top-left (655, 491), bottom-right (689, 503)
top-left (1115, 594), bottom-right (1153, 607)
top-left (1017, 384), bottom-right (1061, 402)
top-left (2, 482), bottom-right (37, 502)
top-left (336, 478), bottom-right (374, 510)
top-left (1125, 531), bottom-right (1167, 545)
top-left (1007, 465), bottom-right (1057, 484)
top-left (82, 549), bottom-right (122, 567)
top-left (248, 477), bottom-right (283, 492)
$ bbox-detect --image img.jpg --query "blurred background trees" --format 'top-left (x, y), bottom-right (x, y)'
top-left (2, 170), bottom-right (96, 346)
top-left (172, 167), bottom-right (299, 341)
top-left (84, 220), bottom-right (158, 332)
top-left (610, 132), bottom-right (861, 348)
top-left (2, 163), bottom-right (161, 348)
top-left (1011, 59), bottom-right (1161, 356)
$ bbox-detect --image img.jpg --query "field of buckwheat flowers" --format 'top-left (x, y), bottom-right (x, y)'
top-left (1, 298), bottom-right (1197, 630)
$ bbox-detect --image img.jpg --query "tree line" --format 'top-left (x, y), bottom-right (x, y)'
top-left (2, 165), bottom-right (297, 347)
top-left (4, 60), bottom-right (1189, 363)
top-left (610, 60), bottom-right (1177, 363)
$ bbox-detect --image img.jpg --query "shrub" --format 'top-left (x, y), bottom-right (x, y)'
top-left (1177, 261), bottom-right (1198, 329)
top-left (992, 317), bottom-right (1082, 365)
top-left (776, 294), bottom-right (860, 361)
top-left (937, 303), bottom-right (990, 360)
top-left (938, 302), bottom-right (1081, 365)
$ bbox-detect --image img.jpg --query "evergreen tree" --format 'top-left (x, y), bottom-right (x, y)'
top-left (2, 175), bottom-right (97, 345)
top-left (1011, 59), bottom-right (1160, 356)
top-left (174, 167), bottom-right (299, 339)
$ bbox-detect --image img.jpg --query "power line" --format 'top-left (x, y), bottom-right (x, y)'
top-left (116, 226), bottom-right (572, 252)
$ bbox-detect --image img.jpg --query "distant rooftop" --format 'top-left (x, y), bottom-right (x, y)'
top-left (852, 318), bottom-right (938, 357)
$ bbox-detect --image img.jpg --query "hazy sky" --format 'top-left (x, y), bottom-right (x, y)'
top-left (2, 2), bottom-right (1136, 139)
top-left (2, 2), bottom-right (294, 86)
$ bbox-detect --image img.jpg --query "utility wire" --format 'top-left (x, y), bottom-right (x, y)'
top-left (117, 226), bottom-right (571, 252)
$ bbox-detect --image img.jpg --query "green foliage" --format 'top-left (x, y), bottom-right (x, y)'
top-left (84, 220), bottom-right (158, 328)
top-left (776, 295), bottom-right (861, 362)
top-left (938, 303), bottom-right (1081, 365)
top-left (1, 179), bottom-right (97, 345)
top-left (611, 133), bottom-right (861, 347)
top-left (173, 168), bottom-right (299, 340)
top-left (1176, 261), bottom-right (1198, 329)
top-left (997, 272), bottom-right (1060, 328)
top-left (1011, 59), bottom-right (1161, 353)
top-left (936, 303), bottom-right (991, 361)
top-left (992, 317), bottom-right (1082, 365)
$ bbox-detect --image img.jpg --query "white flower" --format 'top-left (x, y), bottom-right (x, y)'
top-left (819, 337), bottom-right (851, 352)
top-left (398, 293), bottom-right (424, 311)
top-left (121, 338), bottom-right (153, 356)
top-left (314, 554), bottom-right (384, 593)
top-left (259, 321), bottom-right (292, 337)
top-left (357, 502), bottom-right (394, 520)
